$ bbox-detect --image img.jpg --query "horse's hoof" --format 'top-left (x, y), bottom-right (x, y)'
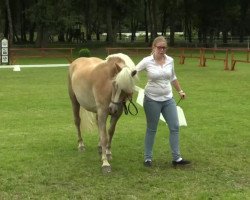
top-left (102, 165), bottom-right (112, 174)
top-left (107, 154), bottom-right (112, 161)
top-left (78, 146), bottom-right (85, 152)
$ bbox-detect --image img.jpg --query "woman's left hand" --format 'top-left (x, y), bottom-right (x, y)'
top-left (178, 90), bottom-right (186, 99)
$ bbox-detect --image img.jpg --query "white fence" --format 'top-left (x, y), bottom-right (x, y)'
top-left (0, 64), bottom-right (70, 71)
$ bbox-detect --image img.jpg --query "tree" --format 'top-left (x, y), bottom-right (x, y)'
top-left (27, 0), bottom-right (76, 47)
top-left (1, 0), bottom-right (249, 46)
top-left (238, 0), bottom-right (249, 42)
top-left (147, 0), bottom-right (158, 42)
top-left (182, 0), bottom-right (197, 43)
top-left (82, 0), bottom-right (92, 41)
top-left (0, 1), bottom-right (6, 37)
top-left (120, 0), bottom-right (144, 42)
top-left (143, 0), bottom-right (149, 43)
top-left (4, 0), bottom-right (13, 45)
top-left (101, 0), bottom-right (126, 44)
top-left (165, 0), bottom-right (182, 46)
top-left (105, 0), bottom-right (114, 43)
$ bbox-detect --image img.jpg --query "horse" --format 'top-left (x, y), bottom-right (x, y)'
top-left (68, 53), bottom-right (137, 173)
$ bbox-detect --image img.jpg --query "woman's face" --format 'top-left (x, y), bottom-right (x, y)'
top-left (154, 41), bottom-right (167, 55)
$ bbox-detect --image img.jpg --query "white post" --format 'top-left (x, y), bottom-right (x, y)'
top-left (13, 65), bottom-right (21, 71)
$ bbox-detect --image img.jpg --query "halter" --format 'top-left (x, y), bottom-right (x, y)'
top-left (110, 81), bottom-right (123, 105)
top-left (110, 100), bottom-right (123, 105)
top-left (109, 62), bottom-right (138, 116)
top-left (110, 84), bottom-right (138, 116)
top-left (110, 97), bottom-right (138, 116)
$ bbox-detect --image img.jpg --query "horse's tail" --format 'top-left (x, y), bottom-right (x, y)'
top-left (80, 107), bottom-right (97, 133)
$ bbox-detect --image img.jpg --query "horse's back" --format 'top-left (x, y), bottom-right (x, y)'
top-left (69, 57), bottom-right (103, 77)
top-left (69, 57), bottom-right (104, 94)
top-left (69, 57), bottom-right (104, 112)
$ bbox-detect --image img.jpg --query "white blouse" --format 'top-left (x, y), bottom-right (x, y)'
top-left (136, 54), bottom-right (177, 101)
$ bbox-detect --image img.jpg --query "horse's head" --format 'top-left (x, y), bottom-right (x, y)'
top-left (108, 58), bottom-right (137, 115)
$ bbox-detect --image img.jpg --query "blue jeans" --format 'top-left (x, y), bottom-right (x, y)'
top-left (143, 95), bottom-right (181, 161)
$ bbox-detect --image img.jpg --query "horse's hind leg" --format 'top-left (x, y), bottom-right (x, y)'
top-left (69, 88), bottom-right (85, 151)
top-left (73, 101), bottom-right (85, 151)
top-left (96, 115), bottom-right (103, 155)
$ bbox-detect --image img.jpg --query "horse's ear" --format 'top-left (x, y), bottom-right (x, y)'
top-left (131, 70), bottom-right (137, 77)
top-left (115, 63), bottom-right (122, 72)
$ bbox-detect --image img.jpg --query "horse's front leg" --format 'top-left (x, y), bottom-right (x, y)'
top-left (106, 108), bottom-right (123, 161)
top-left (97, 110), bottom-right (111, 173)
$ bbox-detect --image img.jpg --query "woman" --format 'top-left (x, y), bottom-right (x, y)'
top-left (136, 36), bottom-right (191, 167)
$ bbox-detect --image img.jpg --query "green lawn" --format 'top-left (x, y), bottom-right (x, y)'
top-left (0, 55), bottom-right (249, 199)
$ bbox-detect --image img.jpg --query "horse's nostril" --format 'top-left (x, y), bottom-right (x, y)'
top-left (109, 106), bottom-right (117, 115)
top-left (109, 107), bottom-right (112, 113)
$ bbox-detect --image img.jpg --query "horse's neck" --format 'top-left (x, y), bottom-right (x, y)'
top-left (95, 61), bottom-right (118, 80)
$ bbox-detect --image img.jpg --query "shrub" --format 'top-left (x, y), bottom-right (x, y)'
top-left (79, 48), bottom-right (91, 57)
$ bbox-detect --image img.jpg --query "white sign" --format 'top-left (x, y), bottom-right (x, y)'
top-left (2, 56), bottom-right (8, 63)
top-left (1, 39), bottom-right (8, 47)
top-left (1, 38), bottom-right (9, 64)
top-left (2, 47), bottom-right (8, 55)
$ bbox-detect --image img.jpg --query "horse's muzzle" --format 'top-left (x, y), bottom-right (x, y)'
top-left (109, 102), bottom-right (121, 115)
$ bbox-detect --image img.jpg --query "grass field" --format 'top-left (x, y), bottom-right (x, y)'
top-left (0, 54), bottom-right (250, 199)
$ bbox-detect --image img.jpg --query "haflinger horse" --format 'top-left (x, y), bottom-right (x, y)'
top-left (68, 53), bottom-right (137, 173)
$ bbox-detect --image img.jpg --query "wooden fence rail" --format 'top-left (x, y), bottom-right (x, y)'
top-left (230, 48), bottom-right (250, 70)
top-left (9, 48), bottom-right (74, 64)
top-left (5, 47), bottom-right (250, 71)
top-left (106, 47), bottom-right (250, 70)
top-left (201, 48), bottom-right (229, 70)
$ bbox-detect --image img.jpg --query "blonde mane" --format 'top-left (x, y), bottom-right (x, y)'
top-left (106, 53), bottom-right (137, 93)
top-left (106, 53), bottom-right (135, 69)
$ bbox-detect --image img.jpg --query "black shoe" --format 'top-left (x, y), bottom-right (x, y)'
top-left (144, 160), bottom-right (152, 167)
top-left (172, 159), bottom-right (191, 166)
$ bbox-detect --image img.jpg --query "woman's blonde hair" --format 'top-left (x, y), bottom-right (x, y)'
top-left (151, 36), bottom-right (167, 55)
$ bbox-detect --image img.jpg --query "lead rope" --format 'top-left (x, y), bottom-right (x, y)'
top-left (176, 98), bottom-right (182, 106)
top-left (123, 98), bottom-right (138, 116)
